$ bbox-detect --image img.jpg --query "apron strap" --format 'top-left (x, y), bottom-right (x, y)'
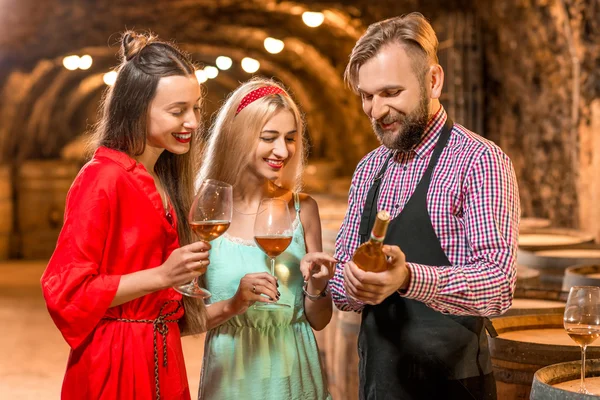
top-left (358, 152), bottom-right (394, 244)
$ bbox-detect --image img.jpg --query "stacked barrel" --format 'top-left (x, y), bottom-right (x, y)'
top-left (16, 160), bottom-right (80, 259)
top-left (492, 218), bottom-right (600, 398)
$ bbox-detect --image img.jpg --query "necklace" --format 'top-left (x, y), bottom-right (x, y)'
top-left (233, 206), bottom-right (257, 215)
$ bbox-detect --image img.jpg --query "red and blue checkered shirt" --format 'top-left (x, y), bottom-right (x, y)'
top-left (331, 106), bottom-right (520, 316)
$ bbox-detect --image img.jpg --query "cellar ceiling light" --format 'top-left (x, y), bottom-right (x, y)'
top-left (62, 55), bottom-right (80, 71)
top-left (264, 37), bottom-right (284, 54)
top-left (204, 66), bottom-right (219, 79)
top-left (78, 55), bottom-right (93, 70)
top-left (103, 71), bottom-right (117, 86)
top-left (216, 56), bottom-right (233, 70)
top-left (302, 11), bottom-right (324, 28)
top-left (195, 69), bottom-right (208, 83)
top-left (241, 57), bottom-right (260, 73)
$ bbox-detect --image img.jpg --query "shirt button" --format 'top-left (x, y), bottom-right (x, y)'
top-left (394, 204), bottom-right (400, 209)
top-left (403, 166), bottom-right (407, 171)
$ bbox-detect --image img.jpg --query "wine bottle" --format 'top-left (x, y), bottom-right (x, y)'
top-left (353, 210), bottom-right (390, 272)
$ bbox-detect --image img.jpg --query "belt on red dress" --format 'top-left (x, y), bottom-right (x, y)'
top-left (102, 300), bottom-right (182, 400)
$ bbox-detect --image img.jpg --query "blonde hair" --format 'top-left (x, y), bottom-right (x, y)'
top-left (344, 12), bottom-right (439, 92)
top-left (198, 77), bottom-right (306, 192)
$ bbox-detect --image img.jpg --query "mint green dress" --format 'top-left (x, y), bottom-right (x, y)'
top-left (199, 194), bottom-right (331, 400)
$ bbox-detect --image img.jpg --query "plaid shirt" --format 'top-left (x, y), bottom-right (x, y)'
top-left (331, 106), bottom-right (520, 316)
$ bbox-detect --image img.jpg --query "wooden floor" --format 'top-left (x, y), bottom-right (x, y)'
top-left (0, 194), bottom-right (348, 399)
top-left (0, 260), bottom-right (206, 399)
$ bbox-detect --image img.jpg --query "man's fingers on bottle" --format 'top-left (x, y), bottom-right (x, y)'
top-left (345, 267), bottom-right (363, 289)
top-left (349, 261), bottom-right (367, 280)
top-left (382, 245), bottom-right (400, 255)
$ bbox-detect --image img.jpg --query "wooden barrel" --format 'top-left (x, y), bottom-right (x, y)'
top-left (17, 160), bottom-right (80, 259)
top-left (520, 217), bottom-right (551, 232)
top-left (563, 265), bottom-right (600, 291)
top-left (489, 313), bottom-right (600, 399)
top-left (516, 264), bottom-right (541, 289)
top-left (331, 309), bottom-right (360, 400)
top-left (503, 288), bottom-right (567, 316)
top-left (531, 359), bottom-right (600, 399)
top-left (518, 246), bottom-right (600, 290)
top-left (518, 228), bottom-right (595, 252)
top-left (0, 165), bottom-right (12, 260)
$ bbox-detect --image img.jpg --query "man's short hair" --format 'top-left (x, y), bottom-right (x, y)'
top-left (344, 12), bottom-right (439, 92)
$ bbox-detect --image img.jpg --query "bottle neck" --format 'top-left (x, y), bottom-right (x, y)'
top-left (369, 230), bottom-right (385, 244)
top-left (370, 215), bottom-right (389, 244)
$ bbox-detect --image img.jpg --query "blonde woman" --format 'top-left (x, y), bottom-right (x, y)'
top-left (197, 78), bottom-right (334, 399)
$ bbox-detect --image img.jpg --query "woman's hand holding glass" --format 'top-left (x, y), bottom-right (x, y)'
top-left (228, 272), bottom-right (280, 315)
top-left (159, 241), bottom-right (211, 287)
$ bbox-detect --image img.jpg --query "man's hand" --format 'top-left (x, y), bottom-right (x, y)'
top-left (343, 245), bottom-right (410, 305)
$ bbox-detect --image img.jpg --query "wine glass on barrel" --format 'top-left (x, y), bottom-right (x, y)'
top-left (174, 179), bottom-right (232, 299)
top-left (253, 198), bottom-right (293, 310)
top-left (563, 286), bottom-right (600, 394)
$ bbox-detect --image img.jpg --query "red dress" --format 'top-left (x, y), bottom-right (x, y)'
top-left (41, 147), bottom-right (191, 400)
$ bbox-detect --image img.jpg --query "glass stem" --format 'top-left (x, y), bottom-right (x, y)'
top-left (270, 257), bottom-right (276, 276)
top-left (581, 344), bottom-right (587, 393)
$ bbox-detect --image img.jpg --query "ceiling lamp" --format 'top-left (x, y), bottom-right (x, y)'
top-left (241, 57), bottom-right (260, 73)
top-left (264, 37), bottom-right (284, 54)
top-left (103, 71), bottom-right (117, 86)
top-left (215, 56), bottom-right (233, 70)
top-left (62, 55), bottom-right (80, 71)
top-left (78, 55), bottom-right (93, 70)
top-left (302, 11), bottom-right (324, 28)
top-left (204, 66), bottom-right (219, 79)
top-left (195, 70), bottom-right (208, 83)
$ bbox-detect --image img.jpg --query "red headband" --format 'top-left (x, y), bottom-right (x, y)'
top-left (235, 86), bottom-right (287, 115)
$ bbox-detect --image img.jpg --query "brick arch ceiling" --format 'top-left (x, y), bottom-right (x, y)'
top-left (0, 21), bottom-right (373, 169)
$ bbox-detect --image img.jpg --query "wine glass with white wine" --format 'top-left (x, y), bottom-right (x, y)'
top-left (253, 198), bottom-right (293, 310)
top-left (563, 286), bottom-right (600, 394)
top-left (174, 179), bottom-right (232, 299)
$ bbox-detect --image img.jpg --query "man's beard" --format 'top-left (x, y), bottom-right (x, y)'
top-left (372, 91), bottom-right (430, 153)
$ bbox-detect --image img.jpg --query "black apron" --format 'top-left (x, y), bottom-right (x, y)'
top-left (357, 119), bottom-right (496, 400)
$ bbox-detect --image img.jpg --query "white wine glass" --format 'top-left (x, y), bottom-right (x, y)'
top-left (253, 198), bottom-right (293, 310)
top-left (563, 285), bottom-right (600, 394)
top-left (174, 179), bottom-right (232, 299)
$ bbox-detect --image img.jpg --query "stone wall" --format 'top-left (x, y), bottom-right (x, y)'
top-left (477, 0), bottom-right (599, 230)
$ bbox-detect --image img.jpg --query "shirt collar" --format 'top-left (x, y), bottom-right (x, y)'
top-left (395, 105), bottom-right (447, 160)
top-left (94, 146), bottom-right (137, 171)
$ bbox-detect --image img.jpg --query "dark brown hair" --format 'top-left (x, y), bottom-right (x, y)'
top-left (91, 31), bottom-right (205, 334)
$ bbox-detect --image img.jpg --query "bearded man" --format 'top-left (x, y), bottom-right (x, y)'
top-left (330, 12), bottom-right (521, 400)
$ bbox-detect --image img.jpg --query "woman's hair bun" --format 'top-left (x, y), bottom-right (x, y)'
top-left (121, 31), bottom-right (151, 61)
